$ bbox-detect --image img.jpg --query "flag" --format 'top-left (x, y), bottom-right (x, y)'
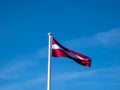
top-left (52, 37), bottom-right (92, 67)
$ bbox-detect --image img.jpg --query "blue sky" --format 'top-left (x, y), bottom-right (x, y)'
top-left (0, 0), bottom-right (120, 90)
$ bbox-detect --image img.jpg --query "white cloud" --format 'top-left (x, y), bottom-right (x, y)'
top-left (25, 76), bottom-right (46, 85)
top-left (92, 28), bottom-right (120, 47)
top-left (33, 47), bottom-right (48, 59)
top-left (0, 45), bottom-right (48, 79)
top-left (1, 66), bottom-right (120, 90)
top-left (64, 28), bottom-right (120, 49)
top-left (0, 76), bottom-right (46, 90)
top-left (3, 76), bottom-right (46, 89)
top-left (53, 66), bottom-right (120, 81)
top-left (0, 61), bottom-right (37, 79)
top-left (0, 55), bottom-right (39, 79)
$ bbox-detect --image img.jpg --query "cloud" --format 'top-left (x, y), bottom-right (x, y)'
top-left (64, 28), bottom-right (120, 49)
top-left (1, 66), bottom-right (120, 90)
top-left (25, 76), bottom-right (46, 86)
top-left (34, 47), bottom-right (48, 59)
top-left (53, 66), bottom-right (120, 82)
top-left (0, 53), bottom-right (39, 79)
top-left (0, 46), bottom-right (48, 90)
top-left (0, 60), bottom-right (38, 79)
top-left (92, 28), bottom-right (120, 47)
top-left (0, 45), bottom-right (48, 80)
top-left (0, 76), bottom-right (46, 90)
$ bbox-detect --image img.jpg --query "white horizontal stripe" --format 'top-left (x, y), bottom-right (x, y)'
top-left (52, 44), bottom-right (61, 49)
top-left (65, 50), bottom-right (82, 59)
top-left (52, 44), bottom-right (85, 60)
top-left (76, 55), bottom-right (85, 60)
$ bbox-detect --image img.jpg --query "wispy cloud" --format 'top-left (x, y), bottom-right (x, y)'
top-left (34, 47), bottom-right (48, 59)
top-left (1, 66), bottom-right (120, 90)
top-left (0, 59), bottom-right (38, 79)
top-left (0, 45), bottom-right (48, 90)
top-left (0, 52), bottom-right (41, 79)
top-left (0, 76), bottom-right (46, 90)
top-left (53, 66), bottom-right (120, 82)
top-left (0, 44), bottom-right (48, 80)
top-left (64, 28), bottom-right (120, 49)
top-left (92, 28), bottom-right (120, 47)
top-left (25, 76), bottom-right (47, 87)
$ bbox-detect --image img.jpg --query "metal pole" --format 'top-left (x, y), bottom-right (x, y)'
top-left (47, 33), bottom-right (52, 90)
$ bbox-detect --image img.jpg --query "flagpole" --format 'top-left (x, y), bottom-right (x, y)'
top-left (47, 33), bottom-right (52, 90)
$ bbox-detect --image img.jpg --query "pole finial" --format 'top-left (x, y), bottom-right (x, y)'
top-left (48, 32), bottom-right (52, 36)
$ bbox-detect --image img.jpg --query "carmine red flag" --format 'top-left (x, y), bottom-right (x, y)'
top-left (52, 37), bottom-right (92, 67)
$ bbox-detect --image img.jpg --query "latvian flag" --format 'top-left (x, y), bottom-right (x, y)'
top-left (52, 37), bottom-right (92, 67)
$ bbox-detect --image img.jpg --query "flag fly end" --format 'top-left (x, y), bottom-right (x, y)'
top-left (52, 37), bottom-right (92, 67)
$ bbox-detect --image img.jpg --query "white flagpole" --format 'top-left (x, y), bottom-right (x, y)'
top-left (47, 33), bottom-right (52, 90)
